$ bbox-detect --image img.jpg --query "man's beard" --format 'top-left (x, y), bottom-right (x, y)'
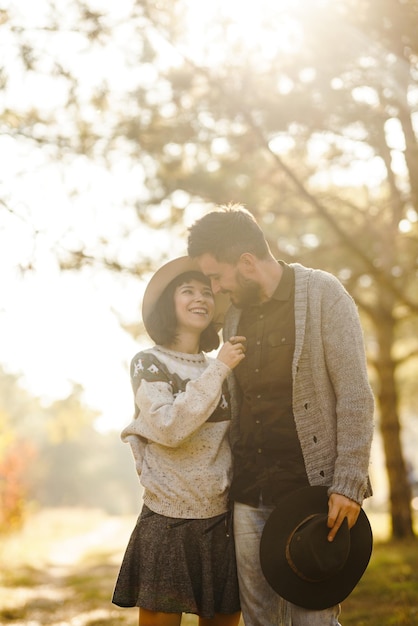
top-left (229, 271), bottom-right (263, 308)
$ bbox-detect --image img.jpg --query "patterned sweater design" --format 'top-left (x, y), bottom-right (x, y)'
top-left (121, 346), bottom-right (233, 519)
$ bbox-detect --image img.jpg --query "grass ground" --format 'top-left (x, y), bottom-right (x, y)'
top-left (0, 508), bottom-right (417, 625)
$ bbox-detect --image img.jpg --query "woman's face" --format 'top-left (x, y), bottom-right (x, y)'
top-left (173, 278), bottom-right (215, 334)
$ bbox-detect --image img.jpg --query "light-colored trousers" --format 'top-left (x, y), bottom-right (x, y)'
top-left (233, 501), bottom-right (342, 626)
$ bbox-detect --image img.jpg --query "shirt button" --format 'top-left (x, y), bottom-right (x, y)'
top-left (257, 394), bottom-right (261, 399)
top-left (259, 314), bottom-right (264, 320)
top-left (255, 420), bottom-right (260, 424)
top-left (255, 368), bottom-right (259, 373)
top-left (256, 340), bottom-right (261, 345)
top-left (258, 448), bottom-right (262, 453)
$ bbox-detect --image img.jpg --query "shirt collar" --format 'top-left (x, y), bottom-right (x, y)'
top-left (270, 261), bottom-right (293, 302)
top-left (244, 261), bottom-right (293, 310)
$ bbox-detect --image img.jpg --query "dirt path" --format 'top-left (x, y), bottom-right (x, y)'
top-left (0, 509), bottom-right (137, 626)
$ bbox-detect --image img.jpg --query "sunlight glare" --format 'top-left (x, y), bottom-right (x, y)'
top-left (183, 0), bottom-right (305, 64)
top-left (398, 219), bottom-right (412, 233)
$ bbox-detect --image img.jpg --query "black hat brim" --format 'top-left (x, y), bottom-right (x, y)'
top-left (259, 486), bottom-right (373, 610)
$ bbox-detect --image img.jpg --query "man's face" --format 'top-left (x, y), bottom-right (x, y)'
top-left (196, 253), bottom-right (262, 308)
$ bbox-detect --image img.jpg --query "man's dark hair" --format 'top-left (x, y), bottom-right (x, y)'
top-left (146, 271), bottom-right (220, 352)
top-left (187, 204), bottom-right (270, 263)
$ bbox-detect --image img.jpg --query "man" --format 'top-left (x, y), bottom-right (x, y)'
top-left (187, 205), bottom-right (374, 626)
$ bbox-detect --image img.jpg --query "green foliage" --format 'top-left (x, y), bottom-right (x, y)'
top-left (0, 367), bottom-right (140, 520)
top-left (32, 428), bottom-right (140, 514)
top-left (343, 538), bottom-right (418, 625)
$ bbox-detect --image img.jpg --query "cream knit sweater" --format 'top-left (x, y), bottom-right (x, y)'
top-left (121, 346), bottom-right (233, 519)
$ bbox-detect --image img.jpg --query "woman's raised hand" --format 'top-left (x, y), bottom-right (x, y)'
top-left (217, 336), bottom-right (247, 370)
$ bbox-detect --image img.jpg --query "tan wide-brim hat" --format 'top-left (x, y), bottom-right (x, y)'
top-left (141, 256), bottom-right (230, 335)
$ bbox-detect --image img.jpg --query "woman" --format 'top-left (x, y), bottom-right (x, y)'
top-left (112, 256), bottom-right (246, 626)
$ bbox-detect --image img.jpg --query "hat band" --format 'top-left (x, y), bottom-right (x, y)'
top-left (285, 514), bottom-right (326, 583)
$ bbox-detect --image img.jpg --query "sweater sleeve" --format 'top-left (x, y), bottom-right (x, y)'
top-left (321, 277), bottom-right (374, 503)
top-left (121, 356), bottom-right (231, 448)
top-left (123, 434), bottom-right (147, 476)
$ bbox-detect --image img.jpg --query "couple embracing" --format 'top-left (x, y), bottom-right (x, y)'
top-left (112, 205), bottom-right (374, 626)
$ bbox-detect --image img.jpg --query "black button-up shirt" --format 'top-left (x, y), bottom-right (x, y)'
top-left (230, 262), bottom-right (309, 507)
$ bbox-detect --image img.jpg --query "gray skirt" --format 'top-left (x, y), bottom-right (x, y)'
top-left (112, 505), bottom-right (240, 618)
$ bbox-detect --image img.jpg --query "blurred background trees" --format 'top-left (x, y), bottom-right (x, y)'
top-left (0, 0), bottom-right (417, 538)
top-left (0, 368), bottom-right (139, 532)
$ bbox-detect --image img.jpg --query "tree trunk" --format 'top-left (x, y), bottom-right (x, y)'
top-left (375, 315), bottom-right (415, 539)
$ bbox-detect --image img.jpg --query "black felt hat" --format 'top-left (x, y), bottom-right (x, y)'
top-left (259, 486), bottom-right (373, 610)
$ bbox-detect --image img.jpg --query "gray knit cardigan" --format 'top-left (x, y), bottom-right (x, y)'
top-left (223, 263), bottom-right (374, 505)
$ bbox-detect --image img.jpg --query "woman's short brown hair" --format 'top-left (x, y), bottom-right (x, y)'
top-left (146, 271), bottom-right (220, 352)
